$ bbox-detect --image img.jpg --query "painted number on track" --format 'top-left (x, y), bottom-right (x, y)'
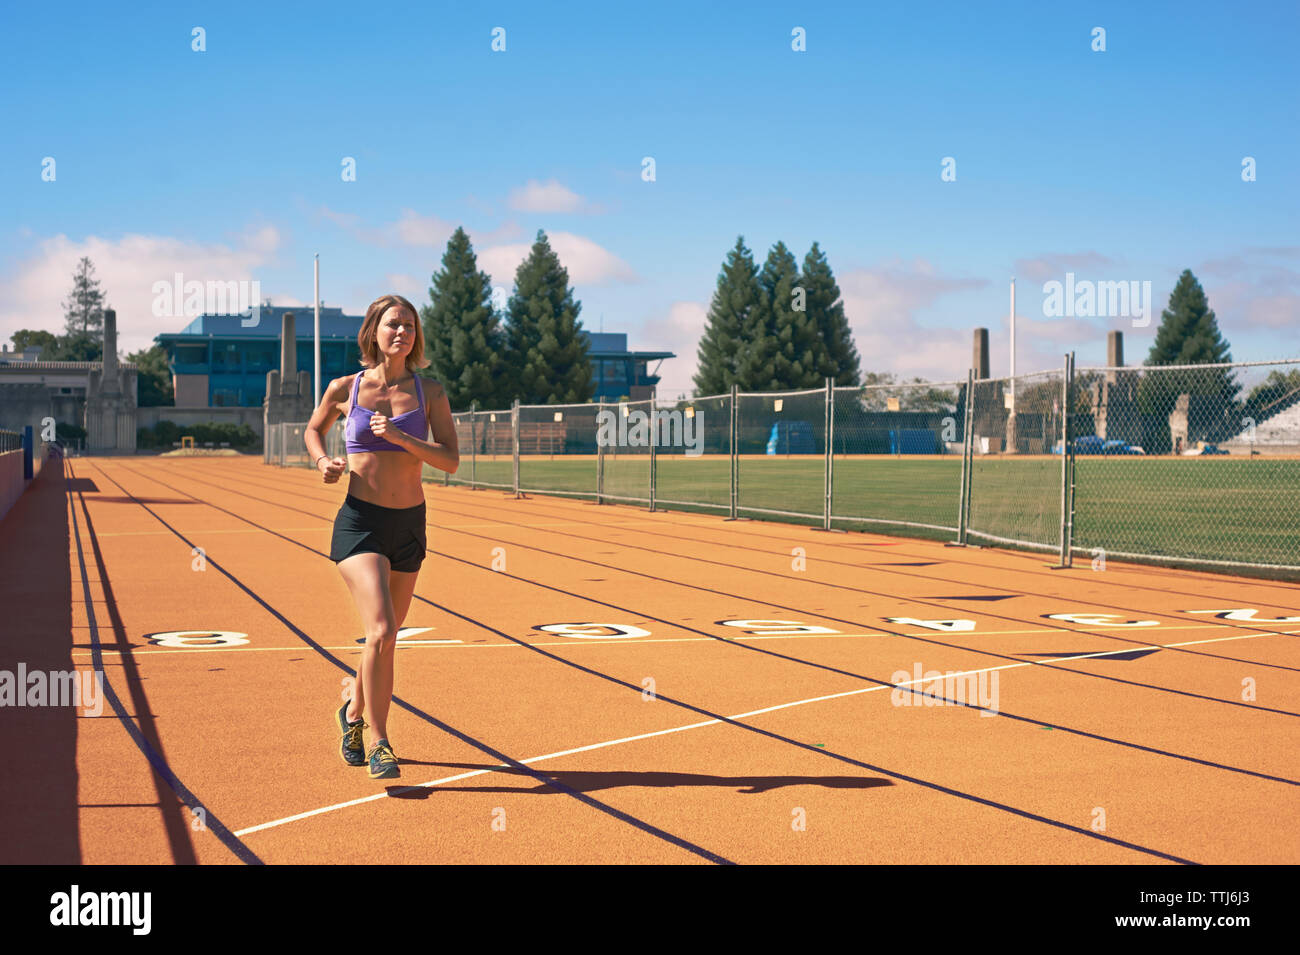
top-left (884, 618), bottom-right (976, 632)
top-left (719, 620), bottom-right (840, 635)
top-left (1186, 608), bottom-right (1300, 623)
top-left (145, 630), bottom-right (250, 648)
top-left (536, 623), bottom-right (652, 639)
top-left (1045, 612), bottom-right (1160, 627)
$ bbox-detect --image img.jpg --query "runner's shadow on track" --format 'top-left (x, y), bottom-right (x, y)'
top-left (386, 765), bottom-right (892, 797)
top-left (87, 496), bottom-right (200, 505)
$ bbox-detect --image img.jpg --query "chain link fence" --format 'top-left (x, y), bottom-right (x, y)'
top-left (264, 358), bottom-right (1300, 577)
top-left (965, 367), bottom-right (1068, 553)
top-left (653, 392), bottom-right (732, 513)
top-left (832, 378), bottom-right (964, 537)
top-left (1070, 359), bottom-right (1300, 571)
top-left (264, 419), bottom-right (344, 467)
top-left (449, 407), bottom-right (514, 490)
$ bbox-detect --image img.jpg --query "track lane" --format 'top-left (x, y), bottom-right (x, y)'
top-left (75, 458), bottom-right (736, 864)
top-left (96, 457), bottom-right (1294, 867)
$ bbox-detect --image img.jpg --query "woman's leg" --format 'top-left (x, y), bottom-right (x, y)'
top-left (389, 569), bottom-right (420, 630)
top-left (337, 552), bottom-right (398, 741)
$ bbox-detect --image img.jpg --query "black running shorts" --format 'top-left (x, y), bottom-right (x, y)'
top-left (329, 494), bottom-right (427, 572)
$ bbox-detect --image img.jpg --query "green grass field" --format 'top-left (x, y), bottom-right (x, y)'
top-left (427, 453), bottom-right (1300, 571)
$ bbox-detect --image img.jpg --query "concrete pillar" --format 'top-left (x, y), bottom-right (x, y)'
top-left (84, 308), bottom-right (137, 452)
top-left (263, 311), bottom-right (314, 447)
top-left (973, 327), bottom-right (990, 379)
top-left (103, 309), bottom-right (119, 386)
top-left (280, 311), bottom-right (296, 394)
top-left (1169, 394), bottom-right (1190, 454)
top-left (1107, 330), bottom-right (1123, 368)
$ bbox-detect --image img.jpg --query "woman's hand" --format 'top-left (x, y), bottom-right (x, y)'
top-left (369, 413), bottom-right (408, 446)
top-left (318, 455), bottom-right (347, 484)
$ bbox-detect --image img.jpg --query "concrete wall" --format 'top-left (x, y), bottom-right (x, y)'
top-left (136, 405), bottom-right (266, 436)
top-left (0, 383), bottom-right (51, 434)
top-left (0, 449), bottom-right (24, 525)
top-left (174, 374), bottom-right (209, 406)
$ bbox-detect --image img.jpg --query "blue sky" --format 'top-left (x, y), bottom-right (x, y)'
top-left (2, 0), bottom-right (1297, 398)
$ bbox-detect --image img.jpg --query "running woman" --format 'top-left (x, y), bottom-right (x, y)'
top-left (304, 293), bottom-right (459, 779)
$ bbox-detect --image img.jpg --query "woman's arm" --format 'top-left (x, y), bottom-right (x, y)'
top-left (370, 378), bottom-right (460, 473)
top-left (305, 376), bottom-right (350, 483)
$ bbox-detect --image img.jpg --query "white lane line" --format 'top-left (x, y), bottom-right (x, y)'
top-left (232, 627), bottom-right (1284, 839)
top-left (74, 527), bottom-right (328, 539)
top-left (69, 623), bottom-right (1291, 656)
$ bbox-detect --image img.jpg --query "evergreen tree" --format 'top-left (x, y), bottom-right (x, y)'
top-left (693, 236), bottom-right (764, 395)
top-left (62, 256), bottom-right (106, 339)
top-left (1139, 269), bottom-right (1239, 450)
top-left (738, 242), bottom-right (819, 390)
top-left (503, 230), bottom-right (593, 404)
top-left (1244, 368), bottom-right (1300, 421)
top-left (420, 227), bottom-right (507, 411)
top-left (124, 344), bottom-right (175, 406)
top-left (802, 242), bottom-right (860, 386)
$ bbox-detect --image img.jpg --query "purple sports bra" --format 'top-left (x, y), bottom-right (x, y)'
top-left (344, 371), bottom-right (427, 454)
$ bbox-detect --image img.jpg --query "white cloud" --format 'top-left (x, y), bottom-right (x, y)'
top-left (507, 179), bottom-right (588, 214)
top-left (0, 226), bottom-right (284, 357)
top-left (382, 273), bottom-right (425, 304)
top-left (477, 231), bottom-right (638, 289)
top-left (838, 260), bottom-right (989, 381)
top-left (1013, 252), bottom-right (1117, 283)
top-left (313, 205), bottom-right (524, 251)
top-left (633, 300), bottom-right (708, 399)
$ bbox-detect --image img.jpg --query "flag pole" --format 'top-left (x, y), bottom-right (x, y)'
top-left (1009, 278), bottom-right (1016, 412)
top-left (313, 254), bottom-right (321, 406)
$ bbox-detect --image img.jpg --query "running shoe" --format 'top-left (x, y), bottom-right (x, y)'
top-left (367, 738), bottom-right (400, 779)
top-left (335, 701), bottom-right (366, 767)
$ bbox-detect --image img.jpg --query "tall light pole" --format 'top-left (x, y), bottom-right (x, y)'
top-left (1006, 278), bottom-right (1018, 453)
top-left (313, 254), bottom-right (321, 406)
top-left (1009, 277), bottom-right (1016, 409)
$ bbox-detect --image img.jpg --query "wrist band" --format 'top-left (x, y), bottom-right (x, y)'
top-left (314, 454), bottom-right (328, 467)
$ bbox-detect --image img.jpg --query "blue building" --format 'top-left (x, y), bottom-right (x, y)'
top-left (155, 307), bottom-right (673, 407)
top-left (155, 306), bottom-right (363, 408)
top-left (584, 332), bottom-right (673, 402)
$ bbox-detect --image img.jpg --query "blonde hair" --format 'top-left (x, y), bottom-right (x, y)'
top-left (358, 294), bottom-right (430, 371)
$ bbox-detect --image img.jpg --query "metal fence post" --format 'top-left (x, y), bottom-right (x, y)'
top-left (511, 399), bottom-right (520, 498)
top-left (1065, 352), bottom-right (1076, 567)
top-left (597, 397), bottom-right (605, 504)
top-left (470, 402), bottom-right (478, 490)
top-left (963, 371), bottom-right (976, 543)
top-left (648, 388), bottom-right (657, 512)
top-left (727, 384), bottom-right (738, 520)
top-left (1057, 354), bottom-right (1070, 567)
top-left (823, 376), bottom-right (833, 530)
top-left (953, 368), bottom-right (973, 544)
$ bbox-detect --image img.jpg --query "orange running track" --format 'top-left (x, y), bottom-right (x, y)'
top-left (2, 453), bottom-right (1298, 865)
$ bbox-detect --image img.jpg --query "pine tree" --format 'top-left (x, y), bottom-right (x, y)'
top-left (1139, 269), bottom-right (1239, 450)
top-left (738, 242), bottom-right (820, 390)
top-left (802, 242), bottom-right (860, 386)
top-left (694, 237), bottom-right (764, 395)
top-left (420, 227), bottom-right (507, 411)
top-left (62, 256), bottom-right (106, 340)
top-left (503, 230), bottom-right (593, 404)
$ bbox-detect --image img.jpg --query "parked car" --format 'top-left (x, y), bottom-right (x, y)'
top-left (1052, 435), bottom-right (1144, 455)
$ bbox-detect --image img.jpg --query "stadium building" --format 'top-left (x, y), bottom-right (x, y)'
top-left (153, 307), bottom-right (674, 429)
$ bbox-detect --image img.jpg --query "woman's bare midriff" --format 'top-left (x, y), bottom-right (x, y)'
top-left (345, 451), bottom-right (427, 508)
